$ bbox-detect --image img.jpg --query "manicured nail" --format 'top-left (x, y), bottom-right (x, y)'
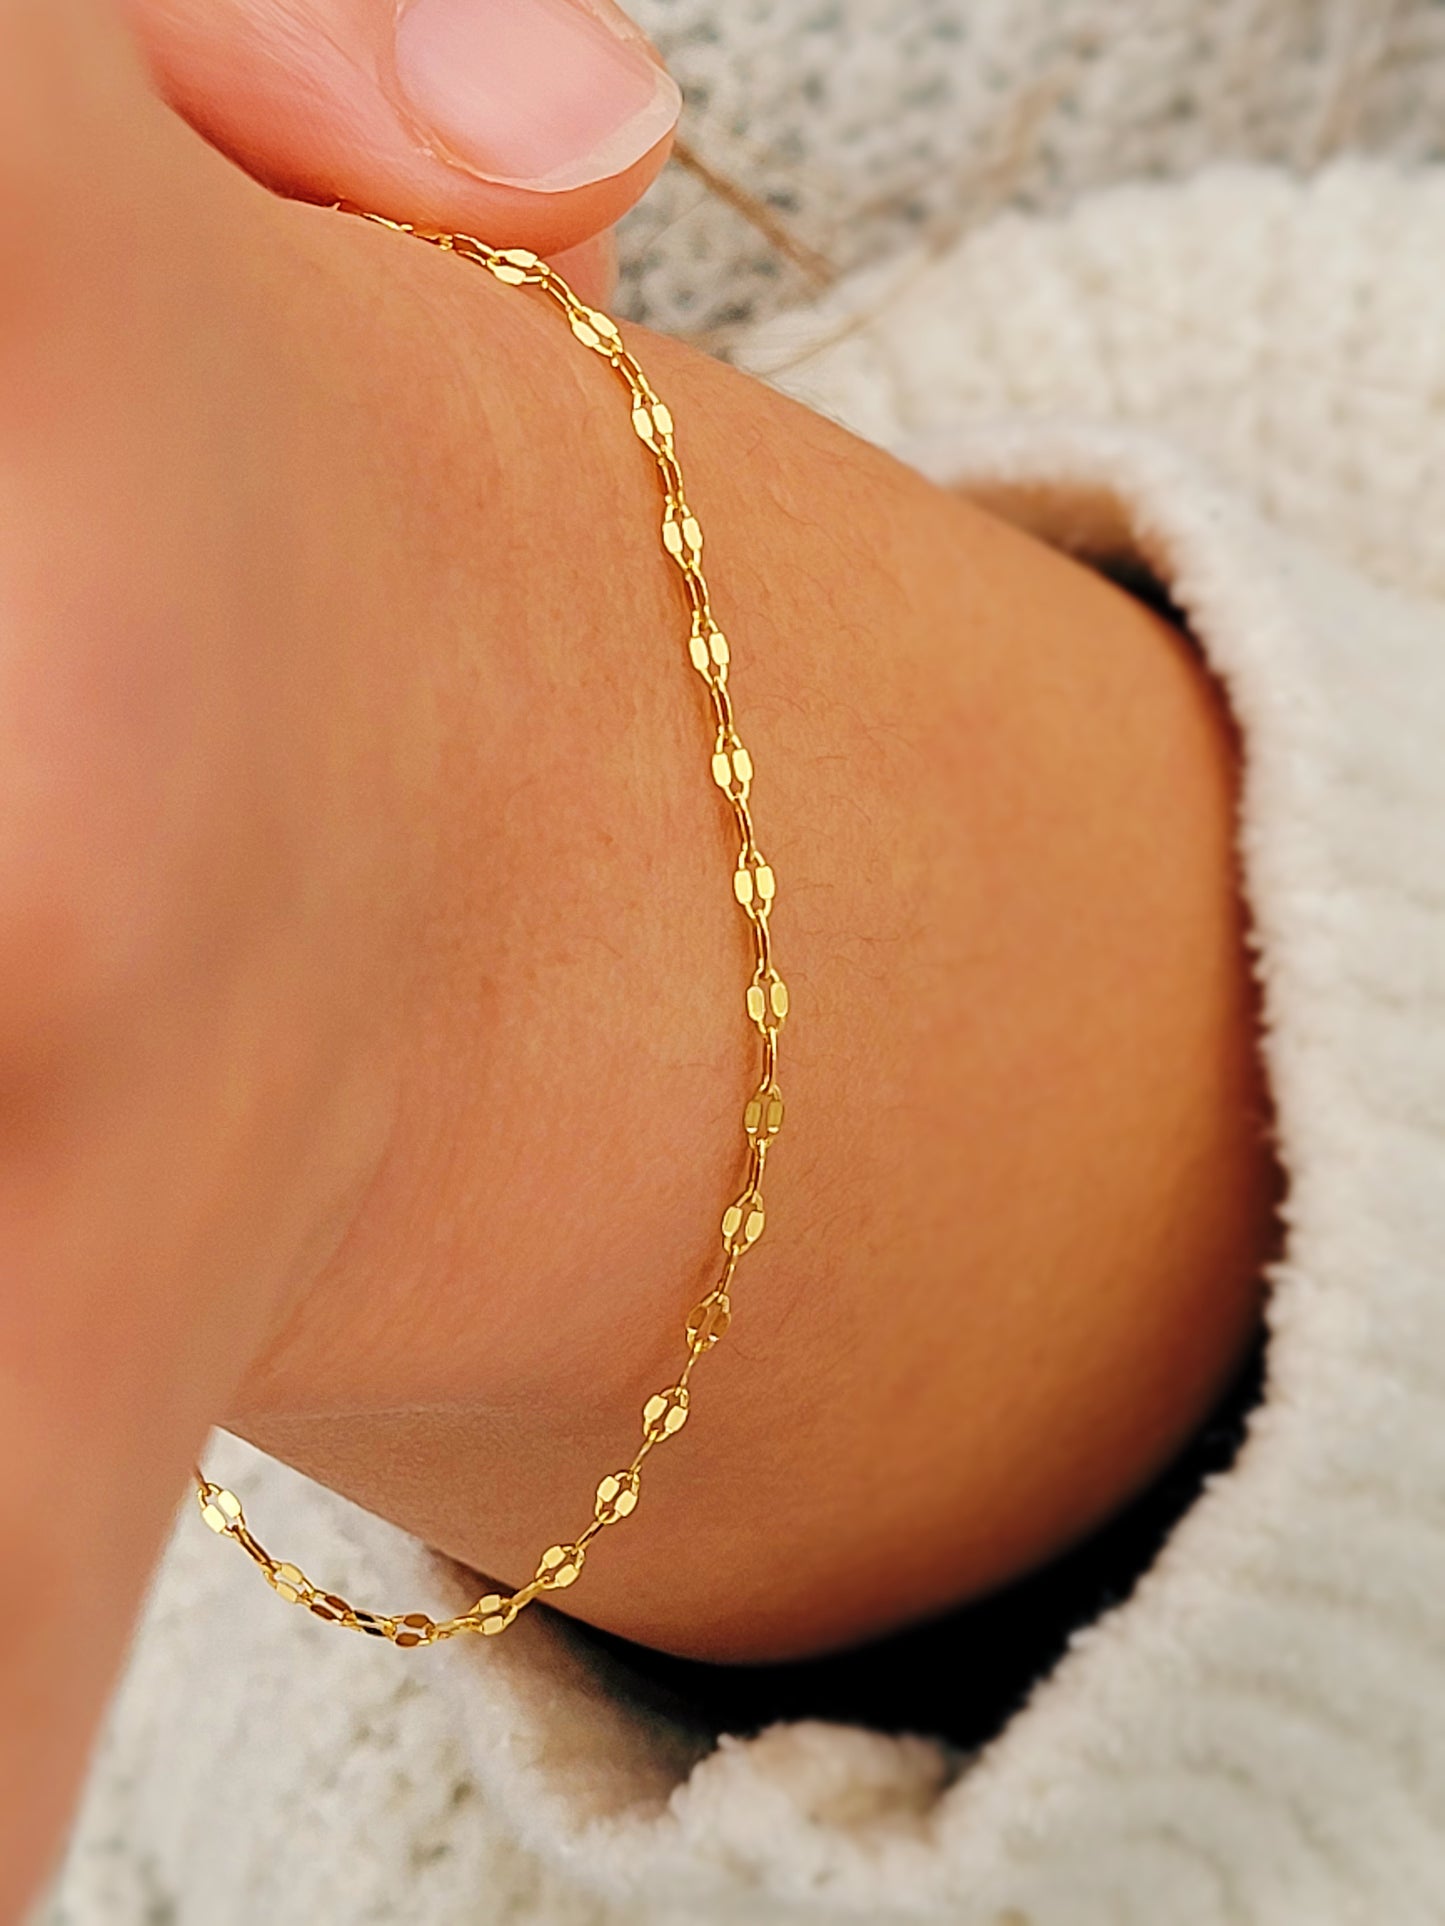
top-left (393, 0), bottom-right (681, 193)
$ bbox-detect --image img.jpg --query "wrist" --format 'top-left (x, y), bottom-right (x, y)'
top-left (227, 220), bottom-right (1277, 1660)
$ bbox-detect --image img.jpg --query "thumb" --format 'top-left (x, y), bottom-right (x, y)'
top-left (121, 0), bottom-right (679, 260)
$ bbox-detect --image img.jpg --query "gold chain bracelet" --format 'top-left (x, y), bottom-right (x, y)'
top-left (194, 211), bottom-right (786, 1647)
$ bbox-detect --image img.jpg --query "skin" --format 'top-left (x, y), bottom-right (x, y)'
top-left (0, 1), bottom-right (1279, 1914)
top-left (117, 0), bottom-right (679, 269)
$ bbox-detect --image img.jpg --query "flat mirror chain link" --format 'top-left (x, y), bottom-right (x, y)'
top-left (194, 213), bottom-right (787, 1647)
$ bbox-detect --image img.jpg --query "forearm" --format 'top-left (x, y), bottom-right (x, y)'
top-left (0, 143), bottom-right (1276, 1914)
top-left (232, 210), bottom-right (1279, 1661)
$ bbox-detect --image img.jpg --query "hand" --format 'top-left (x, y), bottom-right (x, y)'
top-left (4, 6), bottom-right (671, 1904)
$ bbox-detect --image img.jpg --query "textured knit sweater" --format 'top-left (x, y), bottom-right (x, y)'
top-left (45, 13), bottom-right (1445, 1925)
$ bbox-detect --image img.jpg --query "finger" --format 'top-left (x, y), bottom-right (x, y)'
top-left (549, 225), bottom-right (618, 305)
top-left (120, 0), bottom-right (679, 262)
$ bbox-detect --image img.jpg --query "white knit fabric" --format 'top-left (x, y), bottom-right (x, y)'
top-left (618, 0), bottom-right (1445, 340)
top-left (44, 142), bottom-right (1445, 1926)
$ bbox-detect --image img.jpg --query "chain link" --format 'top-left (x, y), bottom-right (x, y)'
top-left (194, 215), bottom-right (785, 1646)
